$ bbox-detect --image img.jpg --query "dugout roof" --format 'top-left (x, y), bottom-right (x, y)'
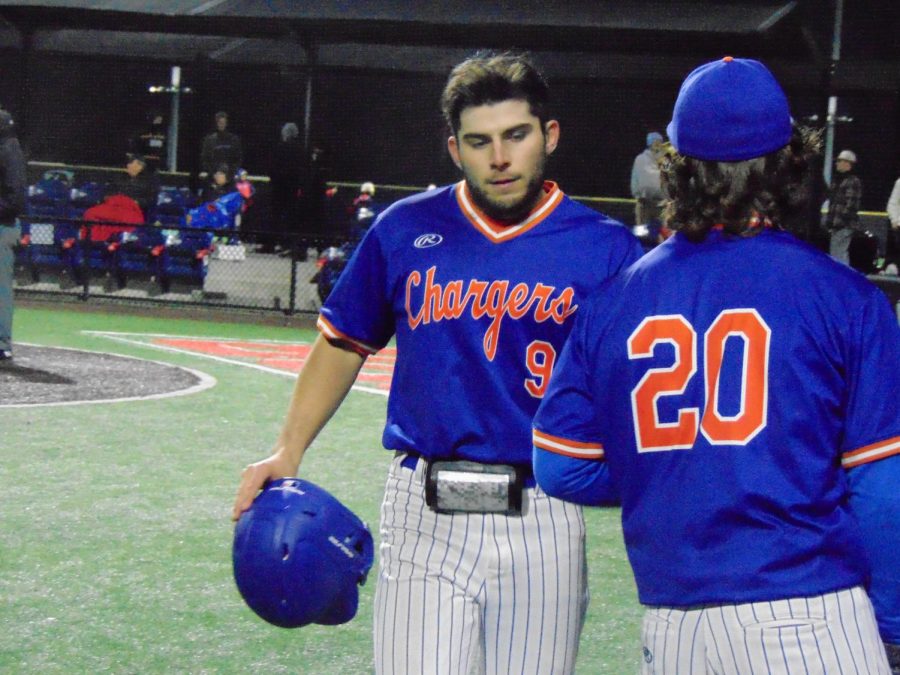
top-left (0, 1), bottom-right (895, 89)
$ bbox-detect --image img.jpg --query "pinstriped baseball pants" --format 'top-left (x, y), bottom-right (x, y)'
top-left (640, 586), bottom-right (891, 674)
top-left (373, 453), bottom-right (588, 675)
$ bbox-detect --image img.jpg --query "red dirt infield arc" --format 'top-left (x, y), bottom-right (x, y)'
top-left (152, 338), bottom-right (396, 391)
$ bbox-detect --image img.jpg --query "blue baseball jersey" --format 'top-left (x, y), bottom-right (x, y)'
top-left (533, 229), bottom-right (900, 606)
top-left (318, 181), bottom-right (642, 466)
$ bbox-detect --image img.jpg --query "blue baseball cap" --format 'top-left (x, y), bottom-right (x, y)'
top-left (667, 56), bottom-right (791, 162)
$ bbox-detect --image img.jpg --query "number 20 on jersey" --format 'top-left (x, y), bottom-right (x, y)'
top-left (627, 309), bottom-right (771, 453)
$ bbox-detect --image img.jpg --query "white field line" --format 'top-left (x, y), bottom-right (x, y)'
top-left (82, 330), bottom-right (306, 344)
top-left (84, 331), bottom-right (391, 398)
top-left (1, 342), bottom-right (217, 408)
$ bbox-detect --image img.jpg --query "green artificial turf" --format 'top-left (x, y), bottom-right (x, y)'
top-left (0, 304), bottom-right (642, 674)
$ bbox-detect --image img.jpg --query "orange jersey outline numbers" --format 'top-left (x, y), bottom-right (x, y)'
top-left (627, 310), bottom-right (771, 453)
top-left (525, 340), bottom-right (557, 398)
top-left (628, 315), bottom-right (700, 452)
top-left (701, 309), bottom-right (771, 445)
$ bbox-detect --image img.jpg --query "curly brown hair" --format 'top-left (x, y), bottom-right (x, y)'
top-left (661, 126), bottom-right (822, 242)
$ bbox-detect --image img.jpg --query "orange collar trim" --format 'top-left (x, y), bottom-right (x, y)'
top-left (455, 180), bottom-right (563, 243)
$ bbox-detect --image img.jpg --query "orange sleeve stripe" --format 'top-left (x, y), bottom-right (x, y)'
top-left (842, 434), bottom-right (900, 469)
top-left (532, 429), bottom-right (605, 460)
top-left (316, 315), bottom-right (379, 356)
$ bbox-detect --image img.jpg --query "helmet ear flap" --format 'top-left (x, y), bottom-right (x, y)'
top-left (316, 520), bottom-right (376, 625)
top-left (316, 578), bottom-right (361, 625)
top-left (232, 478), bottom-right (374, 628)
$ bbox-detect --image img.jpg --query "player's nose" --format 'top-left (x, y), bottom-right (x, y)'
top-left (489, 140), bottom-right (510, 169)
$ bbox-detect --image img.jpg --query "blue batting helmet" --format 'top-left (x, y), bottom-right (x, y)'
top-left (232, 477), bottom-right (374, 628)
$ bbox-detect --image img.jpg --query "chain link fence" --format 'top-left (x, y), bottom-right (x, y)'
top-left (13, 215), bottom-right (348, 315)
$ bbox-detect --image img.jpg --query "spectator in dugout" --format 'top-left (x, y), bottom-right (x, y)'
top-left (82, 153), bottom-right (155, 243)
top-left (823, 149), bottom-right (862, 265)
top-left (201, 164), bottom-right (234, 204)
top-left (886, 176), bottom-right (900, 275)
top-left (889, 176), bottom-right (900, 232)
top-left (108, 153), bottom-right (160, 217)
top-left (299, 143), bottom-right (331, 236)
top-left (630, 131), bottom-right (665, 226)
top-left (131, 111), bottom-right (167, 173)
top-left (264, 122), bottom-right (304, 254)
top-left (200, 111), bottom-right (243, 181)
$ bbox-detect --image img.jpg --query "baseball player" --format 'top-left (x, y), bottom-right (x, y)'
top-left (533, 57), bottom-right (900, 674)
top-left (232, 53), bottom-right (643, 674)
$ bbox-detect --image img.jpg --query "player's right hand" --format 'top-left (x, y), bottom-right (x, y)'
top-left (232, 454), bottom-right (298, 522)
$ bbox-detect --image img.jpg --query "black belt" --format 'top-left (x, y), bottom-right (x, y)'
top-left (395, 450), bottom-right (536, 488)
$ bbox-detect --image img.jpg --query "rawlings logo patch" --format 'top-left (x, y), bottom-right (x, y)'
top-left (414, 233), bottom-right (443, 248)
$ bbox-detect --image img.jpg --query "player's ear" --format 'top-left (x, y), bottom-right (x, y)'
top-left (447, 135), bottom-right (463, 170)
top-left (544, 120), bottom-right (560, 156)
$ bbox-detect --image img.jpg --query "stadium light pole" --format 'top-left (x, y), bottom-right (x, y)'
top-left (149, 66), bottom-right (193, 173)
top-left (823, 0), bottom-right (844, 186)
top-left (303, 43), bottom-right (318, 155)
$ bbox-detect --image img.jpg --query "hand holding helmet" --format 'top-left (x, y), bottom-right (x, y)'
top-left (232, 477), bottom-right (374, 628)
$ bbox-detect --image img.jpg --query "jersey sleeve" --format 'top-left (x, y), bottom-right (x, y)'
top-left (317, 226), bottom-right (395, 355)
top-left (840, 288), bottom-right (900, 468)
top-left (841, 289), bottom-right (900, 643)
top-left (846, 455), bottom-right (900, 643)
top-left (532, 303), bottom-right (618, 505)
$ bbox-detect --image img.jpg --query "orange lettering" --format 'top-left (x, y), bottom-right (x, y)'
top-left (506, 283), bottom-right (532, 319)
top-left (481, 281), bottom-right (509, 360)
top-left (532, 284), bottom-right (555, 322)
top-left (404, 268), bottom-right (578, 362)
top-left (549, 288), bottom-right (577, 324)
top-left (422, 266), bottom-right (441, 324)
top-left (441, 280), bottom-right (466, 319)
top-left (464, 279), bottom-right (489, 316)
top-left (406, 270), bottom-right (424, 329)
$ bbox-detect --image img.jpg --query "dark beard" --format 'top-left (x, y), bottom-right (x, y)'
top-left (464, 155), bottom-right (547, 225)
